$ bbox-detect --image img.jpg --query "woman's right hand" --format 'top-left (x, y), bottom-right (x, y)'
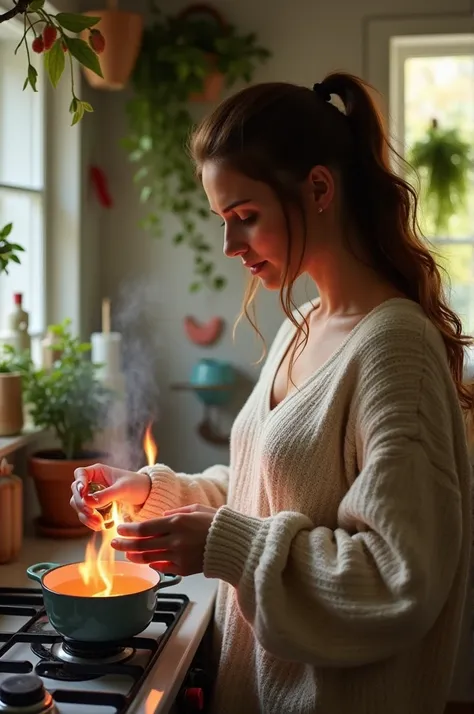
top-left (70, 464), bottom-right (152, 531)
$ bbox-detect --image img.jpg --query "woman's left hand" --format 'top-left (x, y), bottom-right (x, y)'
top-left (111, 504), bottom-right (217, 576)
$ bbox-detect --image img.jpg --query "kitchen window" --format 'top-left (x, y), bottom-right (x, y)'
top-left (0, 19), bottom-right (46, 341)
top-left (390, 34), bottom-right (474, 333)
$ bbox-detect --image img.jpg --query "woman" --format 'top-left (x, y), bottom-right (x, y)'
top-left (71, 72), bottom-right (473, 714)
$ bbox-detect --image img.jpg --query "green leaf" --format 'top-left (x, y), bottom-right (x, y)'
top-left (10, 255), bottom-right (21, 265)
top-left (28, 0), bottom-right (45, 11)
top-left (69, 97), bottom-right (78, 113)
top-left (44, 40), bottom-right (65, 89)
top-left (55, 13), bottom-right (101, 33)
top-left (81, 101), bottom-right (94, 113)
top-left (173, 233), bottom-right (185, 244)
top-left (140, 185), bottom-right (152, 203)
top-left (71, 102), bottom-right (85, 126)
top-left (27, 64), bottom-right (38, 91)
top-left (213, 276), bottom-right (226, 290)
top-left (64, 37), bottom-right (103, 78)
top-left (1, 223), bottom-right (12, 238)
top-left (189, 281), bottom-right (203, 293)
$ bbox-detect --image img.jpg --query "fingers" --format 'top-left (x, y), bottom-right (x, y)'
top-left (149, 560), bottom-right (178, 573)
top-left (117, 517), bottom-right (172, 538)
top-left (111, 534), bottom-right (174, 553)
top-left (69, 480), bottom-right (104, 531)
top-left (126, 550), bottom-right (172, 564)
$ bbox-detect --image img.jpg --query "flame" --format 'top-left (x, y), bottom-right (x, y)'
top-left (78, 423), bottom-right (159, 597)
top-left (144, 422), bottom-right (158, 466)
top-left (78, 501), bottom-right (121, 597)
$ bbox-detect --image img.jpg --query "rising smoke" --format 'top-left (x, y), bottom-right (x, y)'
top-left (100, 280), bottom-right (163, 470)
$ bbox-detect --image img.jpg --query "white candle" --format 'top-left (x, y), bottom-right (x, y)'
top-left (102, 298), bottom-right (111, 334)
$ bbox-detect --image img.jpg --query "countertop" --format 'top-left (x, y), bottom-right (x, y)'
top-left (0, 536), bottom-right (218, 714)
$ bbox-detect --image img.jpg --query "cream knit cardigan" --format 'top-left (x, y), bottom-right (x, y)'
top-left (135, 298), bottom-right (472, 714)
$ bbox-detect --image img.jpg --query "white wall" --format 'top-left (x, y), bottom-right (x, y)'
top-left (78, 0), bottom-right (472, 472)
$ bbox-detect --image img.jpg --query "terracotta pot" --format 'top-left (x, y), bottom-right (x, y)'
top-left (0, 373), bottom-right (23, 437)
top-left (28, 450), bottom-right (107, 537)
top-left (189, 54), bottom-right (224, 103)
top-left (81, 10), bottom-right (143, 91)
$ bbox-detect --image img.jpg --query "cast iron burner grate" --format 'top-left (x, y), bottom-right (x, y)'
top-left (0, 586), bottom-right (189, 712)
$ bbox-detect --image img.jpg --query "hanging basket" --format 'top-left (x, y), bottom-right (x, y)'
top-left (189, 53), bottom-right (225, 102)
top-left (81, 10), bottom-right (144, 91)
top-left (178, 4), bottom-right (226, 103)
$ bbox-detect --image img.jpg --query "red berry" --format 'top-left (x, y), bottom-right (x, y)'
top-left (89, 29), bottom-right (105, 54)
top-left (42, 24), bottom-right (57, 51)
top-left (32, 36), bottom-right (44, 53)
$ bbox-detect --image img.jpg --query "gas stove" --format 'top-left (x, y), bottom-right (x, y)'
top-left (0, 586), bottom-right (205, 713)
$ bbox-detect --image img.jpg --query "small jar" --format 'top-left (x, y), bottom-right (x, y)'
top-left (88, 482), bottom-right (114, 528)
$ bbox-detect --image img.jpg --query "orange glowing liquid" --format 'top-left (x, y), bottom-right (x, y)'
top-left (53, 575), bottom-right (153, 598)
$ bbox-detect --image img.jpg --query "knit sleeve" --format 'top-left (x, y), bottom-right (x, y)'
top-left (132, 463), bottom-right (229, 522)
top-left (203, 323), bottom-right (470, 667)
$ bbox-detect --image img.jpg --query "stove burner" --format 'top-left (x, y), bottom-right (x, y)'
top-left (30, 642), bottom-right (99, 682)
top-left (52, 640), bottom-right (134, 665)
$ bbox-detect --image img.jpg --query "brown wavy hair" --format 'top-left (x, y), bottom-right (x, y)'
top-left (190, 72), bottom-right (474, 411)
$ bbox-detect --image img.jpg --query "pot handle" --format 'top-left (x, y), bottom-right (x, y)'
top-left (27, 562), bottom-right (60, 583)
top-left (154, 572), bottom-right (182, 590)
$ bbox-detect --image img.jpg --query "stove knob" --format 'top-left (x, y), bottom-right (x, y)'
top-left (0, 674), bottom-right (49, 711)
top-left (183, 686), bottom-right (204, 711)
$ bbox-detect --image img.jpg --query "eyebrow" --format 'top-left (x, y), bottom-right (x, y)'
top-left (210, 198), bottom-right (252, 215)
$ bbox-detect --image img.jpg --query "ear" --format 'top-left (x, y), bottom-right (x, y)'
top-left (306, 165), bottom-right (335, 212)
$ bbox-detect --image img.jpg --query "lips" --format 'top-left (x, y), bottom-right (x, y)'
top-left (246, 261), bottom-right (267, 275)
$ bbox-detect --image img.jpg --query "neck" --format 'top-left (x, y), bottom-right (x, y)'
top-left (305, 232), bottom-right (399, 316)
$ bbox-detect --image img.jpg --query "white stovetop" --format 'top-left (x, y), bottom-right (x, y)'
top-left (0, 536), bottom-right (218, 714)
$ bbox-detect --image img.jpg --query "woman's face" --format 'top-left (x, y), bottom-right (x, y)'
top-left (202, 161), bottom-right (324, 290)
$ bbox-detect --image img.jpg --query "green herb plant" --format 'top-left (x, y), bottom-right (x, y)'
top-left (0, 344), bottom-right (32, 374)
top-left (23, 319), bottom-right (111, 460)
top-left (123, 3), bottom-right (271, 292)
top-left (408, 119), bottom-right (472, 235)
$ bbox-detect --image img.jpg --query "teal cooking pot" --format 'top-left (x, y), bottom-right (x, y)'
top-left (27, 561), bottom-right (181, 642)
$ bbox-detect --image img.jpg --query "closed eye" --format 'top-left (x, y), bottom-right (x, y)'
top-left (220, 214), bottom-right (257, 228)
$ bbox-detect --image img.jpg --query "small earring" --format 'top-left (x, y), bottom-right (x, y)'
top-left (317, 207), bottom-right (323, 214)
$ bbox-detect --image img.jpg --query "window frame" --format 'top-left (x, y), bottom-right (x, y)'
top-left (389, 33), bottom-right (474, 332)
top-left (0, 6), bottom-right (47, 337)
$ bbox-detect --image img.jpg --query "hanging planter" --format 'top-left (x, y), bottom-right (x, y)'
top-left (408, 118), bottom-right (472, 236)
top-left (81, 1), bottom-right (143, 91)
top-left (123, 3), bottom-right (271, 292)
top-left (178, 5), bottom-right (226, 103)
top-left (189, 53), bottom-right (225, 103)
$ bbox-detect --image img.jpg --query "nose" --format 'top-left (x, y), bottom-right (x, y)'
top-left (223, 232), bottom-right (247, 259)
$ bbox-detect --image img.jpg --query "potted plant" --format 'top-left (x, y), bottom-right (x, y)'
top-left (81, 0), bottom-right (143, 91)
top-left (408, 118), bottom-right (472, 236)
top-left (24, 319), bottom-right (112, 538)
top-left (0, 345), bottom-right (31, 437)
top-left (123, 3), bottom-right (271, 292)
